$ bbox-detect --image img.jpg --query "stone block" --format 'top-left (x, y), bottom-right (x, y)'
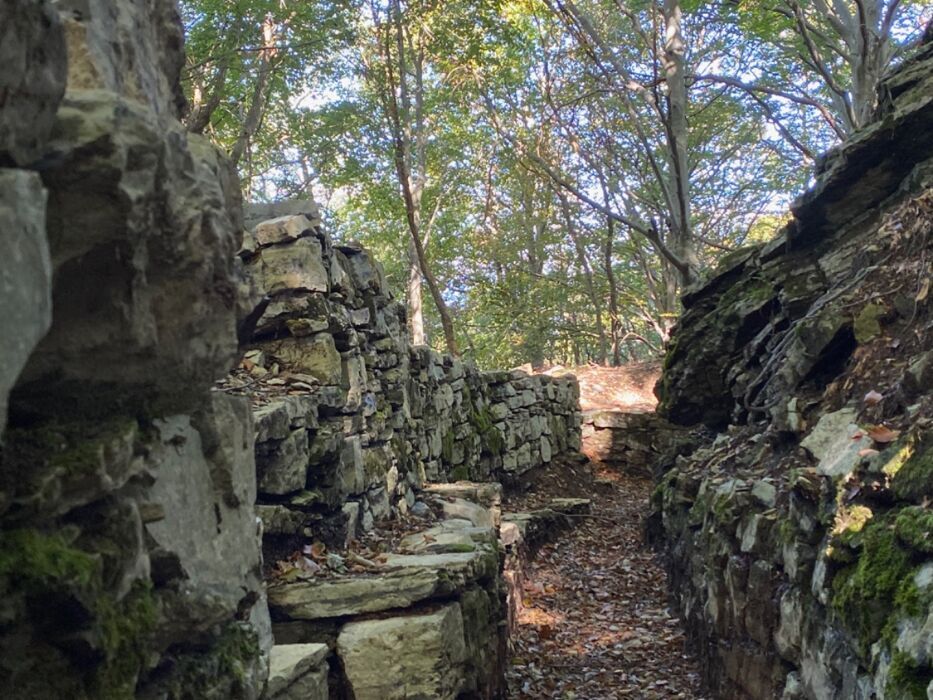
top-left (267, 643), bottom-right (329, 700)
top-left (254, 214), bottom-right (317, 247)
top-left (260, 236), bottom-right (329, 294)
top-left (336, 603), bottom-right (467, 700)
top-left (268, 549), bottom-right (497, 620)
top-left (257, 429), bottom-right (310, 496)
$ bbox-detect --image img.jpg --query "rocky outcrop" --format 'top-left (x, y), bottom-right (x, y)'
top-left (651, 41), bottom-right (933, 699)
top-left (0, 2), bottom-right (269, 697)
top-left (233, 208), bottom-right (582, 556)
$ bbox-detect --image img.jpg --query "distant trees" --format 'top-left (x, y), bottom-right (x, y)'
top-left (178, 0), bottom-right (930, 367)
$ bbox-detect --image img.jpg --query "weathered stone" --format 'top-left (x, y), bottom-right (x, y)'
top-left (266, 643), bottom-right (329, 700)
top-left (22, 93), bottom-right (241, 408)
top-left (800, 408), bottom-right (873, 478)
top-left (260, 237), bottom-right (329, 293)
top-left (146, 393), bottom-right (271, 666)
top-left (268, 548), bottom-right (497, 620)
top-left (0, 171), bottom-right (52, 430)
top-left (337, 603), bottom-right (467, 700)
top-left (651, 41), bottom-right (933, 700)
top-left (266, 335), bottom-right (342, 385)
top-left (257, 429), bottom-right (310, 496)
top-left (254, 214), bottom-right (318, 247)
top-left (58, 0), bottom-right (187, 121)
top-left (0, 0), bottom-right (67, 165)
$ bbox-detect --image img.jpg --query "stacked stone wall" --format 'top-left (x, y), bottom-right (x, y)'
top-left (236, 208), bottom-right (582, 552)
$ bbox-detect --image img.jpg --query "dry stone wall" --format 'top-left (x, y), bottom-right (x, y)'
top-left (235, 205), bottom-right (582, 554)
top-left (0, 1), bottom-right (271, 697)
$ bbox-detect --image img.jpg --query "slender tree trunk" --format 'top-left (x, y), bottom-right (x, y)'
top-left (385, 0), bottom-right (459, 356)
top-left (661, 0), bottom-right (697, 287)
top-left (407, 239), bottom-right (426, 345)
top-left (604, 218), bottom-right (623, 366)
top-left (230, 15), bottom-right (276, 167)
top-left (186, 56), bottom-right (230, 133)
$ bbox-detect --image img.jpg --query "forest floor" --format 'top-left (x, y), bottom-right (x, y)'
top-left (538, 363), bottom-right (662, 412)
top-left (503, 460), bottom-right (707, 699)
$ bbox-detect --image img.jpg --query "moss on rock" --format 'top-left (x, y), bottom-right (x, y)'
top-left (0, 528), bottom-right (97, 591)
top-left (891, 434), bottom-right (933, 502)
top-left (163, 622), bottom-right (261, 699)
top-left (853, 301), bottom-right (885, 343)
top-left (886, 651), bottom-right (930, 700)
top-left (91, 582), bottom-right (158, 699)
top-left (830, 513), bottom-right (922, 656)
top-left (469, 405), bottom-right (504, 456)
top-left (895, 507), bottom-right (933, 554)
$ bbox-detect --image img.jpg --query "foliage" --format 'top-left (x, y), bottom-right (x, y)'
top-left (179, 0), bottom-right (931, 368)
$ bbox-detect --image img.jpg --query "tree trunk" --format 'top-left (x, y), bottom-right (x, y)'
top-left (230, 15), bottom-right (276, 167)
top-left (661, 0), bottom-right (697, 287)
top-left (604, 218), bottom-right (623, 366)
top-left (385, 0), bottom-right (459, 356)
top-left (407, 238), bottom-right (426, 345)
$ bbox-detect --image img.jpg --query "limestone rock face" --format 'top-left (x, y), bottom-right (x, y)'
top-left (18, 93), bottom-right (241, 408)
top-left (0, 0), bottom-right (67, 166)
top-left (0, 171), bottom-right (52, 429)
top-left (57, 0), bottom-right (187, 121)
top-left (0, 1), bottom-right (269, 697)
top-left (651, 41), bottom-right (933, 700)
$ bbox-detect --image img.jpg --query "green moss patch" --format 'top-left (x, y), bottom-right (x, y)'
top-left (895, 507), bottom-right (933, 554)
top-left (830, 513), bottom-right (925, 656)
top-left (91, 582), bottom-right (158, 699)
top-left (0, 529), bottom-right (98, 592)
top-left (470, 405), bottom-right (504, 456)
top-left (891, 434), bottom-right (933, 502)
top-left (2, 414), bottom-right (137, 487)
top-left (853, 301), bottom-right (885, 343)
top-left (164, 622), bottom-right (260, 698)
top-left (0, 530), bottom-right (158, 699)
top-left (886, 651), bottom-right (930, 699)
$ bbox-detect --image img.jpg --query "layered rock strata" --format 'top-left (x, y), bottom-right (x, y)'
top-left (0, 1), bottom-right (270, 697)
top-left (651, 41), bottom-right (933, 699)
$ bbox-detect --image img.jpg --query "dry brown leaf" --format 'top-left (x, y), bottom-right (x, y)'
top-left (916, 277), bottom-right (930, 303)
top-left (867, 425), bottom-right (900, 444)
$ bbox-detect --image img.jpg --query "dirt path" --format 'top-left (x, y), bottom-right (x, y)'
top-left (504, 467), bottom-right (707, 699)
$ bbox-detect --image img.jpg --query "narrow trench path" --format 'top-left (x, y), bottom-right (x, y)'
top-left (505, 468), bottom-right (707, 699)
